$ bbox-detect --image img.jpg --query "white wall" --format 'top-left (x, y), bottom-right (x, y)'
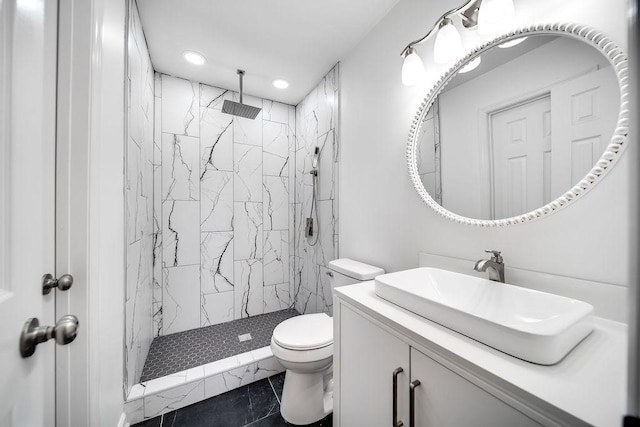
top-left (340, 0), bottom-right (630, 289)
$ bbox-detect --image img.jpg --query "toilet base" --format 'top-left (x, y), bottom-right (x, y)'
top-left (280, 369), bottom-right (333, 425)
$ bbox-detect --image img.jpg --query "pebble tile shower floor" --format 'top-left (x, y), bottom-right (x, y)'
top-left (140, 309), bottom-right (299, 382)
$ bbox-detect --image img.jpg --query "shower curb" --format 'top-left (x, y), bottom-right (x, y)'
top-left (124, 345), bottom-right (284, 424)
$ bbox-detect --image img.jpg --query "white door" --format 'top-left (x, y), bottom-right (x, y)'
top-left (490, 95), bottom-right (552, 219)
top-left (0, 0), bottom-right (58, 425)
top-left (550, 67), bottom-right (619, 197)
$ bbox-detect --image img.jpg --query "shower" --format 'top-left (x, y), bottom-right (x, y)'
top-left (222, 69), bottom-right (262, 119)
top-left (306, 146), bottom-right (321, 245)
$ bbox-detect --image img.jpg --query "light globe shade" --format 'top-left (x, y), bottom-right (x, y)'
top-left (402, 49), bottom-right (425, 86)
top-left (478, 0), bottom-right (515, 35)
top-left (433, 21), bottom-right (463, 64)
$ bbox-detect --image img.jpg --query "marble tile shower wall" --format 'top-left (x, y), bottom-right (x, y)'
top-left (153, 74), bottom-right (297, 337)
top-left (294, 65), bottom-right (340, 315)
top-left (125, 1), bottom-right (155, 393)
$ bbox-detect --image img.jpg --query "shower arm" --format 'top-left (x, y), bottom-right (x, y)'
top-left (237, 69), bottom-right (245, 104)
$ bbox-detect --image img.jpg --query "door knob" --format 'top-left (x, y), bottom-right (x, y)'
top-left (42, 273), bottom-right (73, 294)
top-left (20, 315), bottom-right (79, 358)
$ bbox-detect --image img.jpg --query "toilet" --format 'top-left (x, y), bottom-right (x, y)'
top-left (271, 258), bottom-right (384, 425)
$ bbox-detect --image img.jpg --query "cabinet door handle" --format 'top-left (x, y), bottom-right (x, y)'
top-left (410, 380), bottom-right (421, 427)
top-left (393, 367), bottom-right (404, 427)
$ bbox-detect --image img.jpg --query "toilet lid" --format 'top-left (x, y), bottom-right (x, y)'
top-left (272, 313), bottom-right (333, 350)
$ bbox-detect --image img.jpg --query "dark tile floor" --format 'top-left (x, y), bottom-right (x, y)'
top-left (141, 309), bottom-right (299, 382)
top-left (133, 372), bottom-right (332, 427)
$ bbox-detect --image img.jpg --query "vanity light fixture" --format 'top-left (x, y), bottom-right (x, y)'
top-left (401, 48), bottom-right (425, 86)
top-left (478, 0), bottom-right (515, 35)
top-left (183, 51), bottom-right (206, 65)
top-left (433, 18), bottom-right (463, 64)
top-left (400, 0), bottom-right (515, 85)
top-left (273, 79), bottom-right (289, 89)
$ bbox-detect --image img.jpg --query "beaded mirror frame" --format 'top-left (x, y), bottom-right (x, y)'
top-left (407, 23), bottom-right (629, 227)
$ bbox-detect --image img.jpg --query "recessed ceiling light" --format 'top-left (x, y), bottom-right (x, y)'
top-left (459, 56), bottom-right (481, 74)
top-left (183, 51), bottom-right (206, 65)
top-left (499, 37), bottom-right (528, 49)
top-left (273, 79), bottom-right (289, 89)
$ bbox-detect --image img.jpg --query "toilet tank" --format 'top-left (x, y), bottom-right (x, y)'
top-left (320, 258), bottom-right (384, 315)
top-left (328, 258), bottom-right (385, 287)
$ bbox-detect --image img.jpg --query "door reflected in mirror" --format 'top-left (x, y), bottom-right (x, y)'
top-left (416, 35), bottom-right (619, 220)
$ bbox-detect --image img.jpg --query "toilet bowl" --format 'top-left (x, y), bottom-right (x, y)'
top-left (271, 258), bottom-right (384, 425)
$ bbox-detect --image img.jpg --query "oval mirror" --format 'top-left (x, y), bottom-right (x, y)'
top-left (408, 24), bottom-right (629, 226)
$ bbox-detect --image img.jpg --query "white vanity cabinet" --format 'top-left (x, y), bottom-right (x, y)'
top-left (409, 348), bottom-right (540, 426)
top-left (337, 304), bottom-right (540, 427)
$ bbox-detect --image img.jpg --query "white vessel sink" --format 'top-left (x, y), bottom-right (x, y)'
top-left (374, 267), bottom-right (594, 365)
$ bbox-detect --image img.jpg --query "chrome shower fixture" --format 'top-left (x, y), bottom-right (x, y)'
top-left (311, 146), bottom-right (320, 176)
top-left (222, 69), bottom-right (262, 120)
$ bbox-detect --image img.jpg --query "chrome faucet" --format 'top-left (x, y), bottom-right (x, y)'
top-left (474, 249), bottom-right (505, 283)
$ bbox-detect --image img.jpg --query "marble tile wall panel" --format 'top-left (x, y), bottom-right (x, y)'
top-left (316, 200), bottom-right (336, 269)
top-left (200, 171), bottom-right (233, 232)
top-left (263, 100), bottom-right (289, 124)
top-left (263, 283), bottom-right (291, 314)
top-left (294, 284), bottom-right (313, 315)
top-left (154, 74), bottom-right (298, 336)
top-left (162, 201), bottom-right (200, 267)
top-left (161, 75), bottom-right (199, 137)
top-left (263, 231), bottom-right (289, 287)
top-left (201, 232), bottom-right (234, 294)
top-left (318, 265), bottom-right (333, 315)
top-left (200, 86), bottom-right (235, 110)
top-left (161, 134), bottom-right (199, 201)
top-left (318, 129), bottom-right (336, 201)
top-left (163, 265), bottom-right (201, 335)
top-left (288, 106), bottom-right (297, 301)
top-left (234, 259), bottom-right (264, 318)
top-left (153, 82), bottom-right (163, 337)
top-left (263, 121), bottom-right (289, 177)
top-left (234, 143), bottom-right (263, 202)
top-left (201, 291), bottom-right (234, 327)
top-left (292, 64), bottom-right (340, 315)
top-left (125, 0), bottom-right (155, 392)
top-left (263, 176), bottom-right (288, 231)
top-left (200, 107), bottom-right (233, 176)
top-left (126, 138), bottom-right (142, 244)
top-left (316, 66), bottom-right (338, 137)
top-left (233, 202), bottom-right (263, 261)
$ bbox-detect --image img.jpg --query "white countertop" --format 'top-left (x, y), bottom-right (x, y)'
top-left (335, 281), bottom-right (627, 427)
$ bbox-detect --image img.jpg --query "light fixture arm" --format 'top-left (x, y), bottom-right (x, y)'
top-left (400, 0), bottom-right (482, 57)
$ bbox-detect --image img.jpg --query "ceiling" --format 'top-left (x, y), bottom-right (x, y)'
top-left (136, 0), bottom-right (401, 105)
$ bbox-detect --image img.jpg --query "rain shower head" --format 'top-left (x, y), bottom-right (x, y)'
top-left (222, 69), bottom-right (262, 120)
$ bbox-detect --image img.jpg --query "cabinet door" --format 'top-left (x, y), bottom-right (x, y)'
top-left (410, 349), bottom-right (541, 427)
top-left (340, 306), bottom-right (410, 427)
